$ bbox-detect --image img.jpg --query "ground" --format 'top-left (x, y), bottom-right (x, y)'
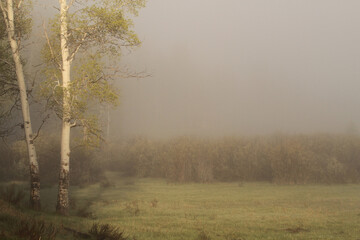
top-left (1, 172), bottom-right (360, 239)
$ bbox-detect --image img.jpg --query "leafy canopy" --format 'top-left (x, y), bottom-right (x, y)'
top-left (0, 0), bottom-right (32, 135)
top-left (41, 0), bottom-right (145, 145)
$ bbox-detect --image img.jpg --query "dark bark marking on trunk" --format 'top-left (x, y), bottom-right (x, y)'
top-left (56, 168), bottom-right (70, 215)
top-left (29, 163), bottom-right (41, 210)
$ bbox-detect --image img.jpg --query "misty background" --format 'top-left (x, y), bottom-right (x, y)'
top-left (34, 0), bottom-right (360, 139)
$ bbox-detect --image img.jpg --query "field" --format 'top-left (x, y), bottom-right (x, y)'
top-left (1, 172), bottom-right (360, 239)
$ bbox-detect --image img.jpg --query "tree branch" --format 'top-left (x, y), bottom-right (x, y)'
top-left (69, 32), bottom-right (88, 62)
top-left (70, 120), bottom-right (77, 128)
top-left (17, 0), bottom-right (23, 9)
top-left (0, 1), bottom-right (10, 31)
top-left (43, 21), bottom-right (62, 69)
top-left (32, 114), bottom-right (50, 141)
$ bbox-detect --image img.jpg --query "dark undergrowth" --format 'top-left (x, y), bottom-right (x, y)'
top-left (0, 200), bottom-right (58, 240)
top-left (0, 198), bottom-right (132, 240)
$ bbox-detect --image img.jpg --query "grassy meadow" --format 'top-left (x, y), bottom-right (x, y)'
top-left (2, 172), bottom-right (360, 240)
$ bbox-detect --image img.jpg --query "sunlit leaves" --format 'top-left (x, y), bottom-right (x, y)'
top-left (0, 0), bottom-right (32, 134)
top-left (41, 54), bottom-right (119, 139)
top-left (70, 55), bottom-right (118, 117)
top-left (64, 0), bottom-right (144, 57)
top-left (41, 0), bottom-right (145, 146)
top-left (0, 0), bottom-right (32, 39)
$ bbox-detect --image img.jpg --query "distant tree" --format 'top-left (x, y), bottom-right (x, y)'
top-left (0, 0), bottom-right (41, 210)
top-left (42, 0), bottom-right (145, 215)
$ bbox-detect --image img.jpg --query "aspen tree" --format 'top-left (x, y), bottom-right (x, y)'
top-left (43, 0), bottom-right (145, 215)
top-left (0, 0), bottom-right (41, 210)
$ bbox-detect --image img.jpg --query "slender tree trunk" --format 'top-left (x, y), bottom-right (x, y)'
top-left (106, 104), bottom-right (110, 142)
top-left (2, 0), bottom-right (41, 210)
top-left (56, 0), bottom-right (71, 215)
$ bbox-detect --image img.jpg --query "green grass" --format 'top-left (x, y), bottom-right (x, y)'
top-left (1, 172), bottom-right (360, 239)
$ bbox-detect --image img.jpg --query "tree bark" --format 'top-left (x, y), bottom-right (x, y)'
top-left (2, 0), bottom-right (41, 210)
top-left (56, 0), bottom-right (71, 215)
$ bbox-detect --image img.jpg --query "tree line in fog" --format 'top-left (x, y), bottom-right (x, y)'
top-left (3, 134), bottom-right (359, 186)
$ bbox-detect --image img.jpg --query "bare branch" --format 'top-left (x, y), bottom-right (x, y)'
top-left (70, 120), bottom-right (77, 128)
top-left (17, 0), bottom-right (23, 9)
top-left (0, 1), bottom-right (10, 31)
top-left (32, 114), bottom-right (50, 141)
top-left (43, 21), bottom-right (62, 69)
top-left (69, 32), bottom-right (88, 62)
top-left (52, 5), bottom-right (60, 12)
top-left (0, 79), bottom-right (18, 87)
top-left (68, 0), bottom-right (77, 9)
top-left (0, 58), bottom-right (14, 66)
top-left (0, 122), bottom-right (22, 138)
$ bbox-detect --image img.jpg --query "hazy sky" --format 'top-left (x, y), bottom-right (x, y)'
top-left (110, 0), bottom-right (360, 138)
top-left (33, 0), bottom-right (360, 138)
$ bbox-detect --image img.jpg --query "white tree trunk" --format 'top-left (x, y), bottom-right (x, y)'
top-left (56, 0), bottom-right (71, 215)
top-left (2, 0), bottom-right (41, 210)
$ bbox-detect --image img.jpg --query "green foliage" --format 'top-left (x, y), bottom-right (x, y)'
top-left (73, 2), bottom-right (142, 54)
top-left (0, 0), bottom-right (32, 134)
top-left (40, 0), bottom-right (146, 146)
top-left (72, 55), bottom-right (118, 106)
top-left (0, 0), bottom-right (33, 39)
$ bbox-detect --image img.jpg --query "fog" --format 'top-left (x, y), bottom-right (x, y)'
top-left (35, 0), bottom-right (360, 138)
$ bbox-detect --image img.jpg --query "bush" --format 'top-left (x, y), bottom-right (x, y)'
top-left (89, 223), bottom-right (128, 240)
top-left (17, 218), bottom-right (58, 240)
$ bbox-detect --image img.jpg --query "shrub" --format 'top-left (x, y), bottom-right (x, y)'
top-left (89, 223), bottom-right (128, 240)
top-left (17, 218), bottom-right (58, 240)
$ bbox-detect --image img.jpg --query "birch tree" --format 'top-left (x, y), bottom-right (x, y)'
top-left (0, 0), bottom-right (41, 210)
top-left (42, 0), bottom-right (145, 215)
top-left (0, 19), bottom-right (18, 136)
